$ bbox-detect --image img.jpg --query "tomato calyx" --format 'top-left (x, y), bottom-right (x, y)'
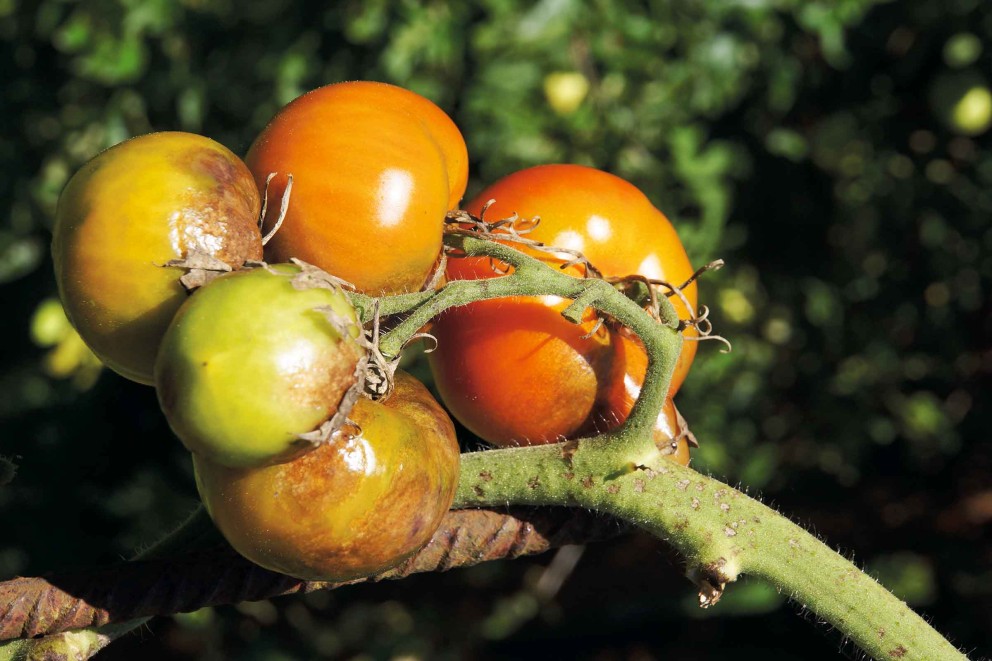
top-left (607, 260), bottom-right (730, 353)
top-left (443, 204), bottom-right (604, 279)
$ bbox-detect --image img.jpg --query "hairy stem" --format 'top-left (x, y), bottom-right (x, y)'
top-left (454, 445), bottom-right (965, 661)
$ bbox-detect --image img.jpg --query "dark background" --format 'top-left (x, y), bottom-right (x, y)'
top-left (1, 1), bottom-right (989, 658)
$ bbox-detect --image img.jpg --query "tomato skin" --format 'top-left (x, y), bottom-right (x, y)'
top-left (155, 264), bottom-right (365, 469)
top-left (52, 132), bottom-right (262, 385)
top-left (372, 83), bottom-right (469, 209)
top-left (430, 164), bottom-right (696, 447)
top-left (193, 371), bottom-right (460, 581)
top-left (430, 295), bottom-right (610, 445)
top-left (246, 81), bottom-right (467, 294)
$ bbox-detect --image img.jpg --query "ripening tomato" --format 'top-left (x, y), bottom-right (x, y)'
top-left (52, 132), bottom-right (263, 385)
top-left (155, 264), bottom-right (366, 469)
top-left (246, 81), bottom-right (468, 294)
top-left (193, 371), bottom-right (460, 581)
top-left (430, 294), bottom-right (612, 445)
top-left (429, 164), bottom-right (697, 447)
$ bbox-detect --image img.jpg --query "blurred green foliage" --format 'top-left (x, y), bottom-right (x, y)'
top-left (1, 0), bottom-right (990, 658)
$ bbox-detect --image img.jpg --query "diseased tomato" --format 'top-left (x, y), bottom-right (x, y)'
top-left (429, 164), bottom-right (697, 447)
top-left (246, 81), bottom-right (468, 294)
top-left (155, 264), bottom-right (365, 469)
top-left (52, 132), bottom-right (263, 385)
top-left (193, 371), bottom-right (460, 581)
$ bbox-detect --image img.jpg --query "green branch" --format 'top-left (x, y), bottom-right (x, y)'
top-left (373, 234), bottom-right (682, 458)
top-left (453, 447), bottom-right (965, 661)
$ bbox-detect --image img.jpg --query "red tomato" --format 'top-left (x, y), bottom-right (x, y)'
top-left (246, 81), bottom-right (468, 294)
top-left (429, 164), bottom-right (697, 447)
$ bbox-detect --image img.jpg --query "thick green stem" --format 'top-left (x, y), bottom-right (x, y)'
top-left (362, 232), bottom-right (963, 659)
top-left (453, 446), bottom-right (965, 661)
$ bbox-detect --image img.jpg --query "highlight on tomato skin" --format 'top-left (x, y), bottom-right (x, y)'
top-left (246, 81), bottom-right (468, 295)
top-left (429, 163), bottom-right (697, 449)
top-left (51, 131), bottom-right (263, 385)
top-left (155, 264), bottom-right (366, 469)
top-left (193, 371), bottom-right (461, 582)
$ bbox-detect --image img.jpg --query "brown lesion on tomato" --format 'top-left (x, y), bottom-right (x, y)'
top-left (290, 341), bottom-right (367, 444)
top-left (174, 147), bottom-right (264, 269)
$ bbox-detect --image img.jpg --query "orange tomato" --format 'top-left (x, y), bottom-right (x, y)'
top-left (429, 164), bottom-right (697, 447)
top-left (193, 372), bottom-right (460, 581)
top-left (52, 132), bottom-right (262, 385)
top-left (246, 81), bottom-right (468, 294)
top-left (430, 295), bottom-right (611, 445)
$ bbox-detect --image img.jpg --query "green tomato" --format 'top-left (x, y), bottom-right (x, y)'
top-left (155, 264), bottom-right (366, 468)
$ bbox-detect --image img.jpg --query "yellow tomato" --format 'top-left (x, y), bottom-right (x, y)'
top-left (52, 132), bottom-right (262, 384)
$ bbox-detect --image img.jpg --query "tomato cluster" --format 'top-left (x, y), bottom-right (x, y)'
top-left (52, 80), bottom-right (698, 581)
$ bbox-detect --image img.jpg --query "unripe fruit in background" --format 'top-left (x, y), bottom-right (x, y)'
top-left (193, 371), bottom-right (460, 581)
top-left (930, 70), bottom-right (992, 136)
top-left (155, 264), bottom-right (365, 468)
top-left (246, 81), bottom-right (469, 295)
top-left (52, 132), bottom-right (263, 385)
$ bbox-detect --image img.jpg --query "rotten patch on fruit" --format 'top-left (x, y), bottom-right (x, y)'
top-left (295, 353), bottom-right (368, 447)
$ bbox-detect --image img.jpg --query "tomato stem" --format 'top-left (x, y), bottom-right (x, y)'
top-left (452, 448), bottom-right (965, 661)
